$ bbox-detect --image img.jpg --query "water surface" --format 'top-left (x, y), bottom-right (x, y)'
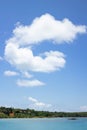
top-left (0, 118), bottom-right (87, 130)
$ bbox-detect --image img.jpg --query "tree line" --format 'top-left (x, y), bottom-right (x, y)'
top-left (0, 106), bottom-right (87, 118)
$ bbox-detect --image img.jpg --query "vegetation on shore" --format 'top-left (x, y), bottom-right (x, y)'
top-left (0, 107), bottom-right (87, 118)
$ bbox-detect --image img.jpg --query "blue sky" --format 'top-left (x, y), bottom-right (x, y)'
top-left (0, 0), bottom-right (87, 112)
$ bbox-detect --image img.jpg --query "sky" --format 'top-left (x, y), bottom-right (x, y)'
top-left (0, 0), bottom-right (87, 112)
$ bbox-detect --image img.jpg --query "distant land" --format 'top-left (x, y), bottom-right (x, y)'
top-left (0, 107), bottom-right (87, 118)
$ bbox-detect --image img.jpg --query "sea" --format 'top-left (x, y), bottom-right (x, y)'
top-left (0, 118), bottom-right (87, 130)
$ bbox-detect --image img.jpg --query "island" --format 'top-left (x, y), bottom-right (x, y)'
top-left (0, 107), bottom-right (87, 118)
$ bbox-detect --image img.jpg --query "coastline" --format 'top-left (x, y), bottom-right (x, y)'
top-left (0, 107), bottom-right (87, 118)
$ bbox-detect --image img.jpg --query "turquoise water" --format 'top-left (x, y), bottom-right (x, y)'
top-left (0, 118), bottom-right (87, 130)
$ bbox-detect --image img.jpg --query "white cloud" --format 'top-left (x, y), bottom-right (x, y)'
top-left (6, 13), bottom-right (86, 46)
top-left (28, 97), bottom-right (52, 110)
top-left (5, 43), bottom-right (65, 72)
top-left (17, 79), bottom-right (45, 87)
top-left (5, 14), bottom-right (86, 73)
top-left (80, 106), bottom-right (87, 111)
top-left (4, 13), bottom-right (87, 85)
top-left (28, 97), bottom-right (38, 102)
top-left (22, 72), bottom-right (33, 78)
top-left (4, 70), bottom-right (19, 76)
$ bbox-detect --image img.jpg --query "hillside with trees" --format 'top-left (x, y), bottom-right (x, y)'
top-left (0, 107), bottom-right (87, 118)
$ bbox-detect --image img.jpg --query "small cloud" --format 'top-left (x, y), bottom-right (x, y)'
top-left (28, 97), bottom-right (46, 107)
top-left (80, 106), bottom-right (87, 111)
top-left (28, 97), bottom-right (38, 102)
top-left (17, 79), bottom-right (45, 87)
top-left (4, 70), bottom-right (19, 76)
top-left (22, 71), bottom-right (33, 78)
top-left (28, 97), bottom-right (52, 110)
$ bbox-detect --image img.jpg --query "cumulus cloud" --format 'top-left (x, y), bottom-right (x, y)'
top-left (5, 43), bottom-right (65, 72)
top-left (4, 70), bottom-right (19, 76)
top-left (5, 14), bottom-right (86, 73)
top-left (28, 97), bottom-right (52, 110)
top-left (6, 13), bottom-right (86, 46)
top-left (17, 79), bottom-right (45, 87)
top-left (4, 13), bottom-right (87, 85)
